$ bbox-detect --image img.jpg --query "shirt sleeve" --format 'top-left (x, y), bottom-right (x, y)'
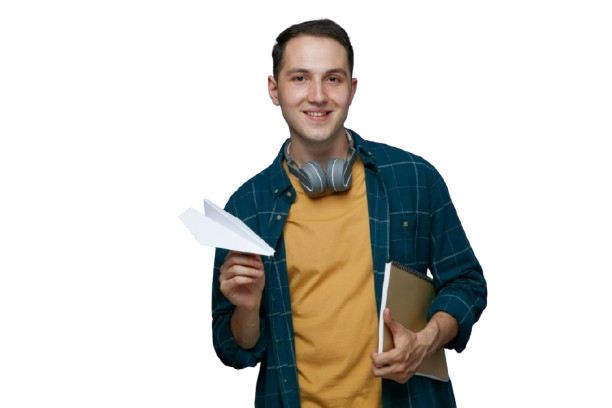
top-left (426, 169), bottom-right (487, 353)
top-left (211, 246), bottom-right (268, 368)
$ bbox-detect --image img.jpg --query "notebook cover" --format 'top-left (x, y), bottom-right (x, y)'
top-left (380, 261), bottom-right (449, 382)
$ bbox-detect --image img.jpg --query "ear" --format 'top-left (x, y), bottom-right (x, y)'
top-left (268, 75), bottom-right (280, 106)
top-left (349, 77), bottom-right (358, 105)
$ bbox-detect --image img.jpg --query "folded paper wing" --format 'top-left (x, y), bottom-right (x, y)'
top-left (179, 199), bottom-right (275, 256)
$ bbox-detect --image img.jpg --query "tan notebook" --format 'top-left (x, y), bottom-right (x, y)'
top-left (377, 261), bottom-right (449, 382)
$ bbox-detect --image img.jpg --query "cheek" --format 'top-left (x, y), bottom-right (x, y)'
top-left (329, 88), bottom-right (354, 105)
top-left (278, 92), bottom-right (305, 109)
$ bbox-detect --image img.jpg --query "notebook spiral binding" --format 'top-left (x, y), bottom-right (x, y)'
top-left (390, 261), bottom-right (434, 284)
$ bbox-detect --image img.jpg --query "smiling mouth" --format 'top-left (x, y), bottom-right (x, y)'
top-left (306, 112), bottom-right (328, 117)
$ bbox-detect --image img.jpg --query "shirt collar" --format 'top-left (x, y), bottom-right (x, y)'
top-left (269, 142), bottom-right (295, 200)
top-left (347, 128), bottom-right (377, 168)
top-left (266, 128), bottom-right (378, 201)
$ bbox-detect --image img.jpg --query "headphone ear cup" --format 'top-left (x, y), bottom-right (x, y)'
top-left (299, 161), bottom-right (328, 195)
top-left (326, 158), bottom-right (351, 192)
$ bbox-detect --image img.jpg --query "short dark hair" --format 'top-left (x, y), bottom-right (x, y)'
top-left (272, 19), bottom-right (354, 80)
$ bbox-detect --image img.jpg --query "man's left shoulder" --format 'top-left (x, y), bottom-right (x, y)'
top-left (355, 134), bottom-right (438, 175)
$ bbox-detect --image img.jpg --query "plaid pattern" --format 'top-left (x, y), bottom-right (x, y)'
top-left (212, 130), bottom-right (487, 407)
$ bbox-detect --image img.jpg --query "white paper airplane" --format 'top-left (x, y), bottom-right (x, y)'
top-left (179, 199), bottom-right (275, 256)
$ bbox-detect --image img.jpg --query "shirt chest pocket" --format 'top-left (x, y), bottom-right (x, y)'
top-left (390, 213), bottom-right (418, 237)
top-left (389, 213), bottom-right (428, 268)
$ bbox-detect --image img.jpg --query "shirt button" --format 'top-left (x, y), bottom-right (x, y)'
top-left (286, 191), bottom-right (292, 198)
top-left (402, 220), bottom-right (409, 228)
top-left (273, 189), bottom-right (279, 194)
top-left (276, 215), bottom-right (282, 222)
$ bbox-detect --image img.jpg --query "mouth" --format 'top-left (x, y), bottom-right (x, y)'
top-left (305, 111), bottom-right (330, 118)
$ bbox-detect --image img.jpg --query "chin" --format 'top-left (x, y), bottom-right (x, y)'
top-left (299, 127), bottom-right (343, 145)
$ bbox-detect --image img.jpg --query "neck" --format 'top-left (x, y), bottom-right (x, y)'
top-left (289, 130), bottom-right (350, 168)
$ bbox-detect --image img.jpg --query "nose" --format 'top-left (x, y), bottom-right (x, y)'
top-left (307, 80), bottom-right (328, 104)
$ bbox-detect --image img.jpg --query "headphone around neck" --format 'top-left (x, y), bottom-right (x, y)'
top-left (284, 130), bottom-right (358, 196)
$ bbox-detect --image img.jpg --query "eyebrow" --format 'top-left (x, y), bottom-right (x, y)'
top-left (284, 67), bottom-right (349, 77)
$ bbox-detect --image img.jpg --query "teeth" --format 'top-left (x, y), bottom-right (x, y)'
top-left (307, 112), bottom-right (326, 117)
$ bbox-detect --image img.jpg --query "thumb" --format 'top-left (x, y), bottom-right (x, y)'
top-left (383, 308), bottom-right (399, 334)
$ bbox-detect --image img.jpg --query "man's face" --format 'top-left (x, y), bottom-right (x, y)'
top-left (268, 35), bottom-right (357, 149)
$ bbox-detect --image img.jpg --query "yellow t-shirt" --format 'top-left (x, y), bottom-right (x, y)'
top-left (283, 158), bottom-right (382, 408)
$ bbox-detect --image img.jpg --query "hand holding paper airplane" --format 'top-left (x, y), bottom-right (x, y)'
top-left (179, 199), bottom-right (275, 256)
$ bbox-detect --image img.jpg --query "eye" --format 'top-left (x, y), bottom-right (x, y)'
top-left (327, 76), bottom-right (340, 83)
top-left (293, 76), bottom-right (305, 82)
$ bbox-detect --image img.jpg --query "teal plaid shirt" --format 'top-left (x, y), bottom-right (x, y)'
top-left (212, 130), bottom-right (487, 407)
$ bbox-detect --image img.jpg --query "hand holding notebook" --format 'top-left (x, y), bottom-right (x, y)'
top-left (378, 261), bottom-right (449, 382)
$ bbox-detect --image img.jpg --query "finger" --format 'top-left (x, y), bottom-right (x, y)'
top-left (221, 274), bottom-right (261, 289)
top-left (220, 258), bottom-right (261, 279)
top-left (244, 257), bottom-right (264, 271)
top-left (225, 252), bottom-right (264, 269)
top-left (221, 263), bottom-right (264, 281)
top-left (371, 349), bottom-right (395, 369)
top-left (383, 307), bottom-right (399, 334)
top-left (220, 266), bottom-right (266, 292)
top-left (370, 351), bottom-right (383, 367)
top-left (371, 358), bottom-right (394, 377)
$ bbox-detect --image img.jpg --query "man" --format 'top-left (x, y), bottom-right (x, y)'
top-left (212, 19), bottom-right (487, 407)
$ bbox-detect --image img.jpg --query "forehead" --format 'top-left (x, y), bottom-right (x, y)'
top-left (280, 35), bottom-right (349, 73)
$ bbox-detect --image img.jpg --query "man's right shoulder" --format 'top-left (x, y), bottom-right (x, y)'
top-left (226, 172), bottom-right (266, 205)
